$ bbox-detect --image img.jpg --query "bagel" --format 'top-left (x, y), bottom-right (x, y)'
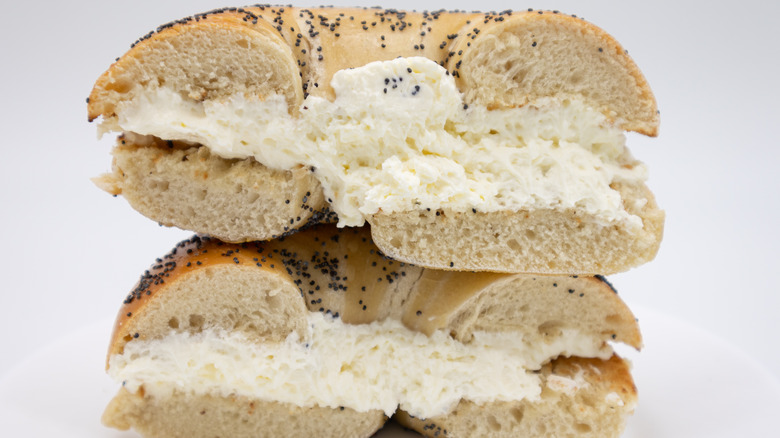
top-left (89, 6), bottom-right (664, 275)
top-left (102, 223), bottom-right (640, 438)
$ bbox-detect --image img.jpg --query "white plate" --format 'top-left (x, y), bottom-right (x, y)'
top-left (0, 306), bottom-right (778, 437)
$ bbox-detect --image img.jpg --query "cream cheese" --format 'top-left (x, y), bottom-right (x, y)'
top-left (111, 56), bottom-right (647, 229)
top-left (109, 312), bottom-right (612, 418)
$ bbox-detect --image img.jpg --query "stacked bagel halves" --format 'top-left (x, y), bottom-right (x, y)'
top-left (90, 6), bottom-right (663, 438)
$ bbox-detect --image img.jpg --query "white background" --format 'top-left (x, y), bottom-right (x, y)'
top-left (1, 0), bottom-right (778, 426)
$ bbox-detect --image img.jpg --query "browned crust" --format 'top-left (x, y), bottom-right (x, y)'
top-left (106, 235), bottom-right (290, 360)
top-left (88, 6), bottom-right (657, 134)
top-left (449, 11), bottom-right (658, 135)
top-left (88, 7), bottom-right (302, 121)
top-left (555, 355), bottom-right (637, 398)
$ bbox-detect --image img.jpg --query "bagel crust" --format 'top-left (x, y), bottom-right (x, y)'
top-left (89, 7), bottom-right (658, 134)
top-left (92, 7), bottom-right (657, 437)
top-left (89, 6), bottom-right (663, 274)
top-left (103, 224), bottom-right (641, 437)
top-left (107, 224), bottom-right (642, 358)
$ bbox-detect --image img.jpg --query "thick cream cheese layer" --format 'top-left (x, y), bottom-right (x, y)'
top-left (112, 56), bottom-right (647, 228)
top-left (109, 312), bottom-right (611, 418)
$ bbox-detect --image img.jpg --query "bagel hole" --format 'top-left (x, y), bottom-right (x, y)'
top-left (510, 406), bottom-right (524, 423)
top-left (580, 394), bottom-right (597, 408)
top-left (105, 78), bottom-right (132, 94)
top-left (151, 180), bottom-right (169, 191)
top-left (189, 314), bottom-right (205, 330)
top-left (487, 415), bottom-right (501, 431)
top-left (512, 69), bottom-right (528, 83)
top-left (246, 191), bottom-right (260, 203)
top-left (576, 423), bottom-right (592, 433)
top-left (538, 320), bottom-right (564, 337)
top-left (518, 304), bottom-right (530, 313)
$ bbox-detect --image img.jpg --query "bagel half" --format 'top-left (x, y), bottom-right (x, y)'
top-left (89, 6), bottom-right (663, 275)
top-left (103, 224), bottom-right (640, 438)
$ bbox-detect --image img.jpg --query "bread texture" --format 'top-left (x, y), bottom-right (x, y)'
top-left (93, 134), bottom-right (333, 242)
top-left (369, 181), bottom-right (664, 275)
top-left (103, 391), bottom-right (385, 438)
top-left (103, 224), bottom-right (640, 437)
top-left (89, 6), bottom-right (663, 274)
top-left (88, 8), bottom-right (303, 124)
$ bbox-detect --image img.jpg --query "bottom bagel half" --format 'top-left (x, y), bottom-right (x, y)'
top-left (103, 224), bottom-right (640, 438)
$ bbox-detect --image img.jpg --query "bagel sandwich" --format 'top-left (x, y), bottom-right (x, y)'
top-left (102, 224), bottom-right (641, 438)
top-left (89, 6), bottom-right (664, 275)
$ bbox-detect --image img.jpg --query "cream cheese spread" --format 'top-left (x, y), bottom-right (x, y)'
top-left (111, 56), bottom-right (647, 228)
top-left (109, 312), bottom-right (612, 418)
